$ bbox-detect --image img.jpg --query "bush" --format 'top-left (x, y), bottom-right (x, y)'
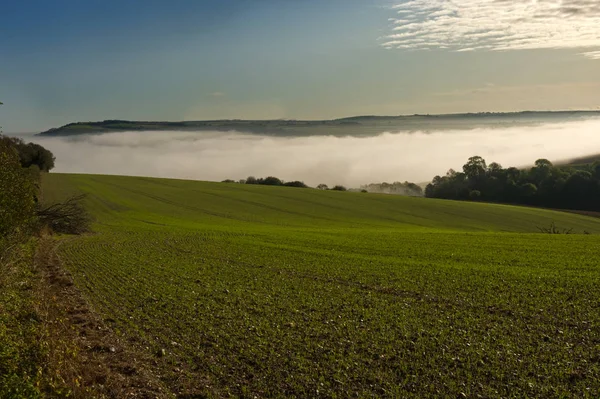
top-left (0, 141), bottom-right (37, 239)
top-left (260, 176), bottom-right (283, 186)
top-left (283, 181), bottom-right (308, 188)
top-left (0, 135), bottom-right (55, 172)
top-left (332, 185), bottom-right (347, 191)
top-left (244, 176), bottom-right (285, 186)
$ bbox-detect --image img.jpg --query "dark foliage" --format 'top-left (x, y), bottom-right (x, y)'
top-left (0, 135), bottom-right (55, 172)
top-left (425, 156), bottom-right (600, 211)
top-left (0, 140), bottom-right (36, 238)
top-left (259, 176), bottom-right (284, 186)
top-left (283, 181), bottom-right (308, 188)
top-left (244, 176), bottom-right (309, 188)
top-left (331, 185), bottom-right (347, 191)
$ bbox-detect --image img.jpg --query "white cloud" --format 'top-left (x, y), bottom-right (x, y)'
top-left (383, 0), bottom-right (600, 58)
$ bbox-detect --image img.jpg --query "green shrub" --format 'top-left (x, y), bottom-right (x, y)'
top-left (0, 142), bottom-right (36, 239)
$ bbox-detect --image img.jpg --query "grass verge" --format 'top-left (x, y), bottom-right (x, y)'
top-left (0, 239), bottom-right (47, 397)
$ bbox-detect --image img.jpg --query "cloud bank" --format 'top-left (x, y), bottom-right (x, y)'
top-left (36, 119), bottom-right (600, 187)
top-left (384, 0), bottom-right (600, 58)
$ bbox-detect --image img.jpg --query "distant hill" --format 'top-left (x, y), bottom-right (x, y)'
top-left (564, 154), bottom-right (600, 166)
top-left (37, 111), bottom-right (600, 138)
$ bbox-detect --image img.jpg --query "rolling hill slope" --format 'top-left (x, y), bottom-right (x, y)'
top-left (42, 173), bottom-right (600, 233)
top-left (41, 173), bottom-right (600, 398)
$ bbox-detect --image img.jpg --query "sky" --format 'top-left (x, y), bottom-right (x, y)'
top-left (2, 0), bottom-right (600, 133)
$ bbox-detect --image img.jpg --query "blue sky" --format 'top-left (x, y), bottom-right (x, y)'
top-left (2, 0), bottom-right (599, 132)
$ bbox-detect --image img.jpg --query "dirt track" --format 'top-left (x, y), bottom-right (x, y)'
top-left (35, 237), bottom-right (173, 398)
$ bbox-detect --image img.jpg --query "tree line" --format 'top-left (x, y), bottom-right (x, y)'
top-left (425, 156), bottom-right (600, 211)
top-left (222, 177), bottom-right (349, 191)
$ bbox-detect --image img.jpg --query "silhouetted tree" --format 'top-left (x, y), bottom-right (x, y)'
top-left (463, 156), bottom-right (487, 181)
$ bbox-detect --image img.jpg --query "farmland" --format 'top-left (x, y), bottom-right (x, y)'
top-left (42, 173), bottom-right (600, 398)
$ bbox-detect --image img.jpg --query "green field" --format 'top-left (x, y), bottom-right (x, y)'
top-left (42, 173), bottom-right (600, 398)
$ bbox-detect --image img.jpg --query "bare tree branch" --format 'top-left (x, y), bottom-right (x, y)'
top-left (36, 194), bottom-right (91, 234)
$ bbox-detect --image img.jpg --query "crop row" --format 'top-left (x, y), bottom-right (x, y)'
top-left (58, 227), bottom-right (600, 398)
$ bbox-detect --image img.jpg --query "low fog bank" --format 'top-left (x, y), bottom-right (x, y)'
top-left (35, 119), bottom-right (600, 187)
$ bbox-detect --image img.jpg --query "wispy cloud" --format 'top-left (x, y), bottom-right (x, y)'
top-left (383, 0), bottom-right (600, 59)
top-left (580, 50), bottom-right (600, 59)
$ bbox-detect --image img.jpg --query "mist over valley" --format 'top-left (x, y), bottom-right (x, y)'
top-left (34, 116), bottom-right (600, 188)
